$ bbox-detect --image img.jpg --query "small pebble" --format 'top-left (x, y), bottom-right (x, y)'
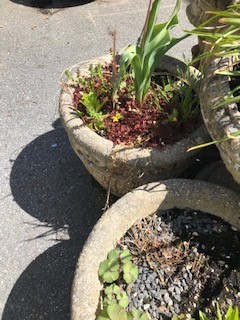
top-left (168, 299), bottom-right (173, 307)
top-left (168, 286), bottom-right (174, 293)
top-left (174, 303), bottom-right (180, 314)
top-left (175, 287), bottom-right (181, 295)
top-left (143, 304), bottom-right (150, 310)
top-left (140, 284), bottom-right (145, 292)
top-left (175, 294), bottom-right (181, 302)
top-left (164, 292), bottom-right (170, 302)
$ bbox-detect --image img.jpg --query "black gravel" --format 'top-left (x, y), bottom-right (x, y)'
top-left (119, 208), bottom-right (240, 320)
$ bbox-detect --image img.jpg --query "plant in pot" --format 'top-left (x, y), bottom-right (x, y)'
top-left (185, 3), bottom-right (240, 185)
top-left (70, 179), bottom-right (240, 320)
top-left (59, 0), bottom-right (209, 197)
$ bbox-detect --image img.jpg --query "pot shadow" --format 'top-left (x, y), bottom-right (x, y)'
top-left (10, 0), bottom-right (94, 9)
top-left (3, 119), bottom-right (117, 320)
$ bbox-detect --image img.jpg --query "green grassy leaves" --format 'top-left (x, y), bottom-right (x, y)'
top-left (115, 0), bottom-right (187, 103)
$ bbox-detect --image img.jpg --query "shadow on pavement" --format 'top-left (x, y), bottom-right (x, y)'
top-left (10, 0), bottom-right (94, 9)
top-left (2, 240), bottom-right (81, 320)
top-left (3, 119), bottom-right (117, 319)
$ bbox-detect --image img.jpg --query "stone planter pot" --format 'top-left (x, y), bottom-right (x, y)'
top-left (71, 178), bottom-right (240, 320)
top-left (200, 56), bottom-right (240, 184)
top-left (59, 55), bottom-right (209, 196)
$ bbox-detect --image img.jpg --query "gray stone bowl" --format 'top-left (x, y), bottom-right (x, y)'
top-left (59, 55), bottom-right (209, 196)
top-left (200, 56), bottom-right (240, 184)
top-left (71, 178), bottom-right (240, 320)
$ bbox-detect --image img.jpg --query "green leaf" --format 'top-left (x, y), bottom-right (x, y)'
top-left (103, 296), bottom-right (118, 306)
top-left (199, 310), bottom-right (209, 320)
top-left (216, 302), bottom-right (223, 320)
top-left (97, 308), bottom-right (111, 320)
top-left (122, 261), bottom-right (138, 284)
top-left (187, 140), bottom-right (220, 152)
top-left (220, 18), bottom-right (240, 26)
top-left (213, 95), bottom-right (240, 109)
top-left (119, 250), bottom-right (132, 264)
top-left (225, 305), bottom-right (239, 320)
top-left (107, 304), bottom-right (128, 320)
top-left (98, 260), bottom-right (119, 283)
top-left (131, 307), bottom-right (149, 320)
top-left (105, 284), bottom-right (121, 295)
top-left (108, 250), bottom-right (121, 262)
top-left (116, 291), bottom-right (129, 308)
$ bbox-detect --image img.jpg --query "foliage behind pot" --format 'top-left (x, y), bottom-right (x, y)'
top-left (186, 3), bottom-right (240, 184)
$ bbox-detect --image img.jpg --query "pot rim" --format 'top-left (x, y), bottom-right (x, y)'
top-left (71, 178), bottom-right (240, 320)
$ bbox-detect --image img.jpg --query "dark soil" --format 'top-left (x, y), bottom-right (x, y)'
top-left (72, 63), bottom-right (201, 148)
top-left (118, 209), bottom-right (240, 320)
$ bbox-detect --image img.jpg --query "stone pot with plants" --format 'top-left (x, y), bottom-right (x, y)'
top-left (59, 0), bottom-right (209, 196)
top-left (186, 2), bottom-right (240, 184)
top-left (71, 179), bottom-right (240, 320)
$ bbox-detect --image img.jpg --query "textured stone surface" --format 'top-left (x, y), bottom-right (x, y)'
top-left (186, 0), bottom-right (239, 27)
top-left (59, 56), bottom-right (210, 196)
top-left (200, 57), bottom-right (240, 185)
top-left (195, 161), bottom-right (240, 193)
top-left (71, 179), bottom-right (240, 320)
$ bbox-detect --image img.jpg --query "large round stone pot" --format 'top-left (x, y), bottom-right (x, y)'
top-left (200, 56), bottom-right (240, 184)
top-left (59, 55), bottom-right (209, 196)
top-left (71, 179), bottom-right (240, 320)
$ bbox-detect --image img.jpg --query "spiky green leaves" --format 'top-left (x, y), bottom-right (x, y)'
top-left (114, 0), bottom-right (187, 103)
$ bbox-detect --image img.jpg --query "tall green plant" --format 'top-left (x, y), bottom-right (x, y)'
top-left (187, 4), bottom-right (240, 68)
top-left (114, 0), bottom-right (189, 103)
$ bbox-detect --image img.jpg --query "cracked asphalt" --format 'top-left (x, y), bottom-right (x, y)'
top-left (0, 0), bottom-right (195, 318)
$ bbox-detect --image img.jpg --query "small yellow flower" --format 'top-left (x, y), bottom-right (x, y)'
top-left (112, 111), bottom-right (123, 122)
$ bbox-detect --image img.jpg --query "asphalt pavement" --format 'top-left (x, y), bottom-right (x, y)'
top-left (0, 0), bottom-right (195, 319)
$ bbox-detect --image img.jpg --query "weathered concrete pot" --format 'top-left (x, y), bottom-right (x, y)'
top-left (59, 55), bottom-right (209, 196)
top-left (71, 179), bottom-right (240, 320)
top-left (200, 56), bottom-right (240, 184)
top-left (187, 0), bottom-right (238, 27)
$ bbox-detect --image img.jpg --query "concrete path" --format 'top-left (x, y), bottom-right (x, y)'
top-left (0, 0), bottom-right (195, 319)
